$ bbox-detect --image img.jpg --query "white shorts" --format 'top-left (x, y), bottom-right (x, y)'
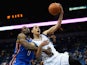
top-left (43, 52), bottom-right (69, 65)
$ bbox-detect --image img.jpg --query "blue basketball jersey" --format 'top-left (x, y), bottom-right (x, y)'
top-left (14, 38), bottom-right (34, 62)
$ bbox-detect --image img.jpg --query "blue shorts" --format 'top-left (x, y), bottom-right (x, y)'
top-left (9, 59), bottom-right (31, 65)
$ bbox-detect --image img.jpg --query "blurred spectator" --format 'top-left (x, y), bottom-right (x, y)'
top-left (72, 50), bottom-right (83, 61)
top-left (73, 50), bottom-right (79, 59)
top-left (85, 58), bottom-right (87, 65)
top-left (79, 52), bottom-right (83, 60)
top-left (84, 49), bottom-right (87, 59)
top-left (1, 61), bottom-right (8, 65)
top-left (0, 50), bottom-right (6, 62)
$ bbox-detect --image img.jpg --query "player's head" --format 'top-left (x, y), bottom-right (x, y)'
top-left (31, 25), bottom-right (41, 35)
top-left (21, 26), bottom-right (30, 34)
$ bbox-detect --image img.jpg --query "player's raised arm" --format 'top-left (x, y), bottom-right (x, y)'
top-left (43, 3), bottom-right (64, 35)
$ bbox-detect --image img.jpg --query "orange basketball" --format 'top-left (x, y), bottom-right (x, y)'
top-left (48, 3), bottom-right (61, 16)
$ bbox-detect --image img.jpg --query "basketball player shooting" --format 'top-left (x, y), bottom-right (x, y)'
top-left (31, 3), bottom-right (81, 65)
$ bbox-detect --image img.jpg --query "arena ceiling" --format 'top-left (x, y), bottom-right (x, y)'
top-left (0, 0), bottom-right (87, 26)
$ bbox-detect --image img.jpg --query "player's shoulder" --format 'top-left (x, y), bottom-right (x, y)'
top-left (18, 33), bottom-right (25, 36)
top-left (41, 34), bottom-right (47, 37)
top-left (17, 33), bottom-right (26, 39)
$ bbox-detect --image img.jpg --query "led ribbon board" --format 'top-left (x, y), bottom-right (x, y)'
top-left (0, 17), bottom-right (87, 31)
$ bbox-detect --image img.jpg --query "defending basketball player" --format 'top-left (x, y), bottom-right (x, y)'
top-left (31, 3), bottom-right (81, 65)
top-left (9, 26), bottom-right (52, 65)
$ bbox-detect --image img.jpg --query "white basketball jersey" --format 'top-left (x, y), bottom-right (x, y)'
top-left (32, 34), bottom-right (69, 65)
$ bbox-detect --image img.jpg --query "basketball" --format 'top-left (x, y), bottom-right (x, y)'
top-left (48, 3), bottom-right (61, 16)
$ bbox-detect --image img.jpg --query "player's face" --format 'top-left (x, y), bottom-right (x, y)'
top-left (32, 25), bottom-right (41, 35)
top-left (22, 26), bottom-right (30, 34)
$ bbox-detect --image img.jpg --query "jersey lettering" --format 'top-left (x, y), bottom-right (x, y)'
top-left (27, 51), bottom-right (31, 56)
